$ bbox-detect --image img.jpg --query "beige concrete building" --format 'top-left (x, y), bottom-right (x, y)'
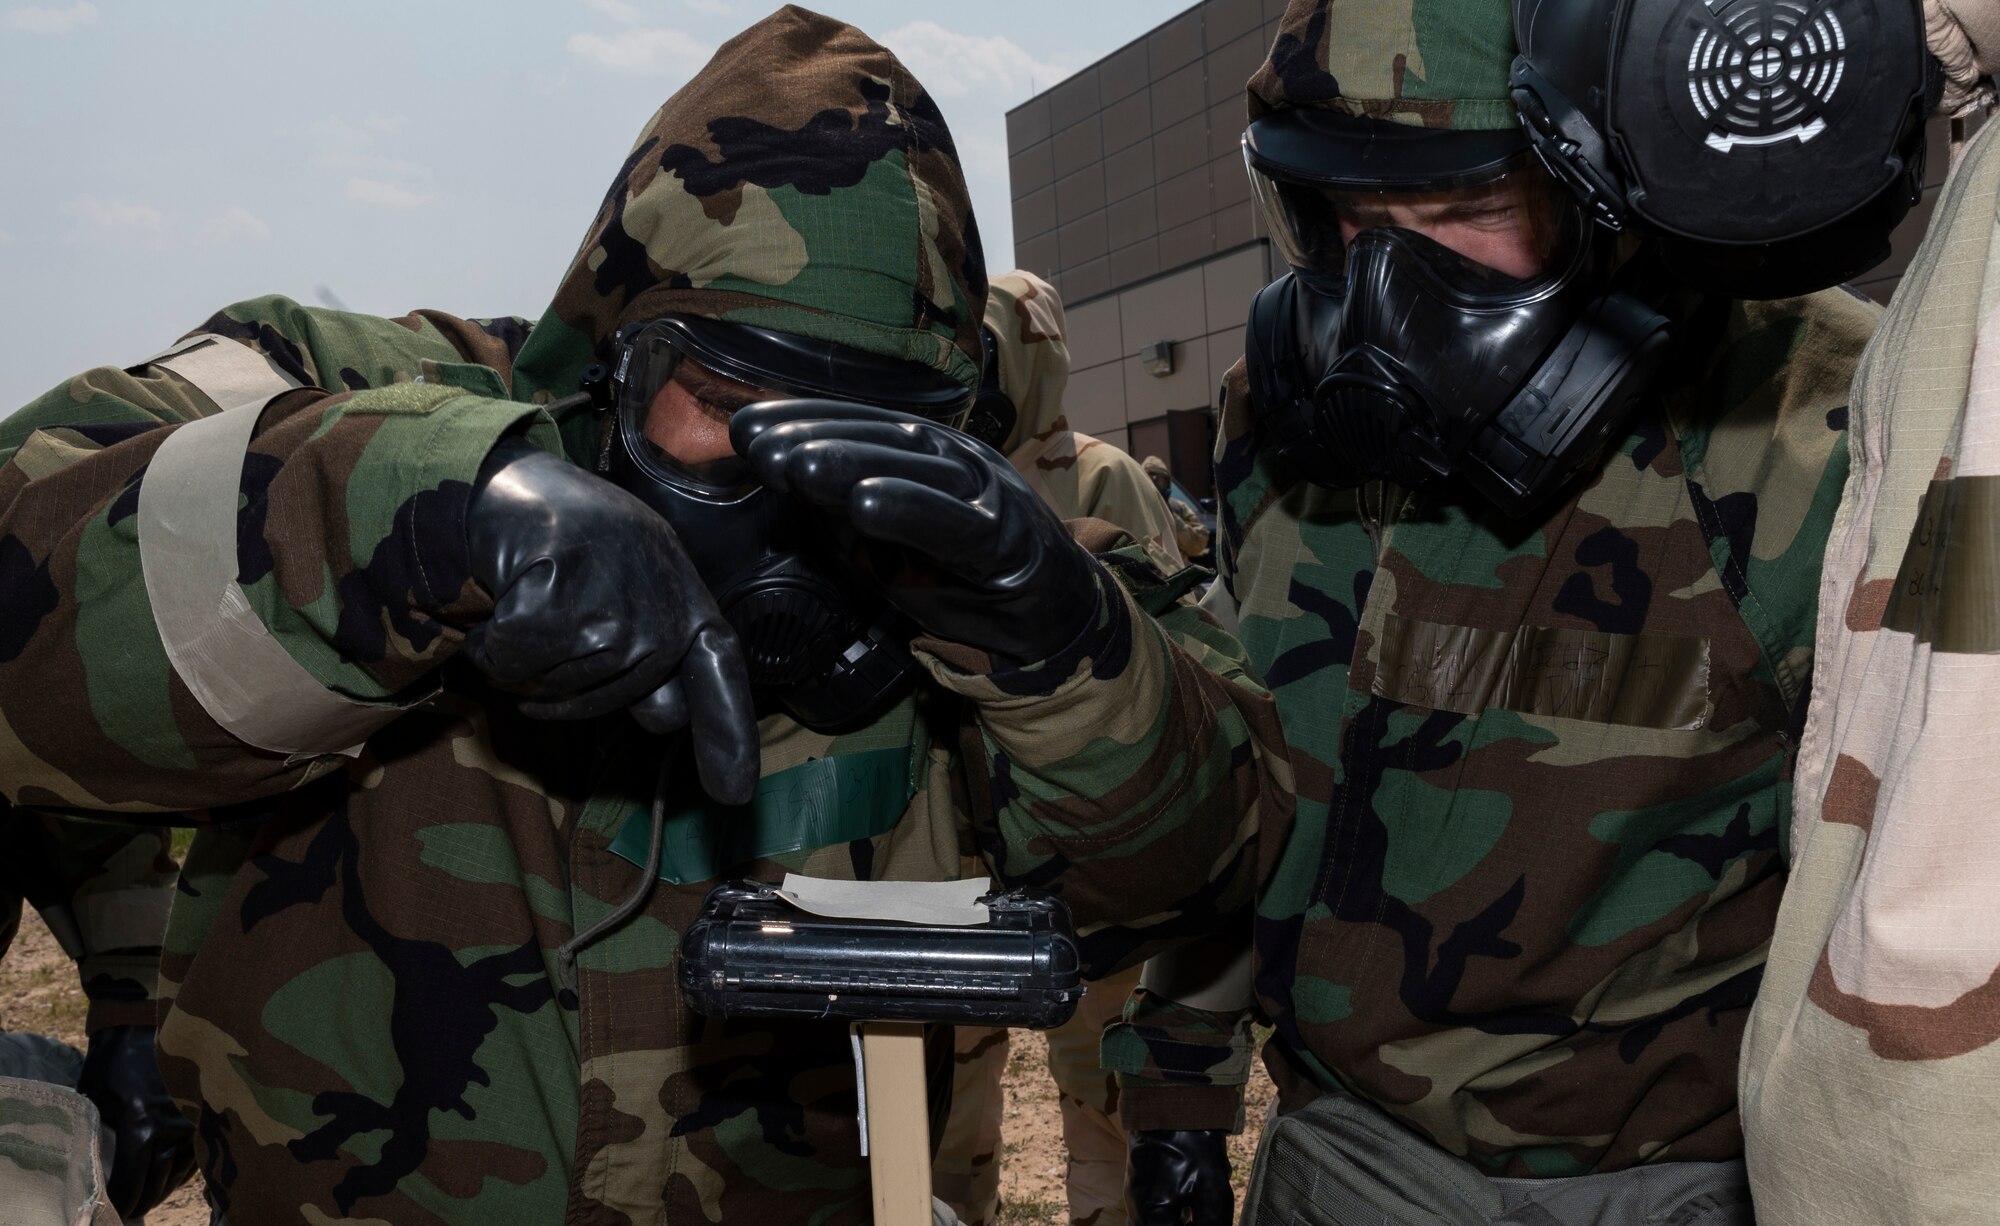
top-left (1006, 1), bottom-right (1978, 497)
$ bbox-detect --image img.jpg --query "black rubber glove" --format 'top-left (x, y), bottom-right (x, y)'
top-left (465, 436), bottom-right (758, 804)
top-left (76, 1025), bottom-right (197, 1219)
top-left (1128, 1129), bottom-right (1233, 1226)
top-left (731, 402), bottom-right (1102, 666)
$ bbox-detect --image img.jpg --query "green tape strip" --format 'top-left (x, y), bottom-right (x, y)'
top-left (608, 747), bottom-right (915, 884)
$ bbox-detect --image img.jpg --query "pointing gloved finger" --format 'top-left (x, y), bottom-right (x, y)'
top-left (484, 609), bottom-right (657, 701)
top-left (678, 622), bottom-right (760, 805)
top-left (518, 648), bottom-right (678, 721)
top-left (777, 439), bottom-right (981, 510)
top-left (846, 475), bottom-right (1001, 571)
top-left (629, 675), bottom-right (690, 735)
top-left (730, 398), bottom-right (925, 455)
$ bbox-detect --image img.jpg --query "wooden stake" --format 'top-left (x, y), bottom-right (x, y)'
top-left (860, 1022), bottom-right (932, 1226)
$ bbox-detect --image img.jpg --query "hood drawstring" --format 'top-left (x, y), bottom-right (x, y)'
top-left (557, 748), bottom-right (675, 992)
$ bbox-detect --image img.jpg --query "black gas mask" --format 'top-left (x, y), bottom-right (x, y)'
top-left (600, 314), bottom-right (973, 732)
top-left (1243, 108), bottom-right (1672, 517)
top-left (1510, 0), bottom-right (1934, 299)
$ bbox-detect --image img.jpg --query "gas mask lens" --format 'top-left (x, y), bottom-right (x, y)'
top-left (614, 326), bottom-right (759, 493)
top-left (1248, 149), bottom-right (1579, 288)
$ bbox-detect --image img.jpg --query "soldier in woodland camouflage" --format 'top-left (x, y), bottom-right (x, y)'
top-left (935, 271), bottom-right (1174, 1226)
top-left (1110, 2), bottom-right (1877, 1222)
top-left (0, 10), bottom-right (1291, 1223)
top-left (0, 806), bottom-right (195, 1220)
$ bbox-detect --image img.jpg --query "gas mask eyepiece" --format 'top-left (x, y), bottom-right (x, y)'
top-left (603, 315), bottom-right (972, 731)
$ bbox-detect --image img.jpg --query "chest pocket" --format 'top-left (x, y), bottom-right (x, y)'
top-left (1326, 458), bottom-right (1785, 925)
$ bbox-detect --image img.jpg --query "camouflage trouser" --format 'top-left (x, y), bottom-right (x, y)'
top-left (935, 964), bottom-right (1141, 1226)
top-left (0, 1076), bottom-right (118, 1226)
top-left (1244, 1081), bottom-right (1754, 1225)
top-left (0, 1034), bottom-right (84, 1089)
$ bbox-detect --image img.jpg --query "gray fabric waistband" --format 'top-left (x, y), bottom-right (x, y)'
top-left (1244, 1083), bottom-right (1754, 1226)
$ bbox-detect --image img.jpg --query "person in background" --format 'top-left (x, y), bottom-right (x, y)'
top-left (936, 270), bottom-right (1185, 1226)
top-left (1141, 455), bottom-right (1212, 564)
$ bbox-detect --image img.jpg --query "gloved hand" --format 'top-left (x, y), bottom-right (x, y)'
top-left (1928, 0), bottom-right (2000, 114)
top-left (76, 1025), bottom-right (197, 1220)
top-left (1128, 1129), bottom-right (1232, 1226)
top-left (465, 436), bottom-right (759, 803)
top-left (731, 402), bottom-right (1102, 666)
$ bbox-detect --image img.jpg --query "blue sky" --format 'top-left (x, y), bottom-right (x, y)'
top-left (0, 0), bottom-right (1191, 411)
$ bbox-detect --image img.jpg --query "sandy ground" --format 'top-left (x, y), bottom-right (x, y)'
top-left (995, 1027), bottom-right (1275, 1225)
top-left (4, 904), bottom-right (1271, 1225)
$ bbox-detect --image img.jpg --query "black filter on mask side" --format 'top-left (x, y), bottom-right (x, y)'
top-left (1512, 0), bottom-right (1932, 298)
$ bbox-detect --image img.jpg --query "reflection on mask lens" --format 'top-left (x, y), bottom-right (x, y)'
top-left (1251, 157), bottom-right (1575, 285)
top-left (617, 330), bottom-right (762, 494)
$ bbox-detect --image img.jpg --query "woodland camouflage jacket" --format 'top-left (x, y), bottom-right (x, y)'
top-left (1105, 0), bottom-right (1880, 1175)
top-left (1112, 285), bottom-right (1879, 1173)
top-left (0, 10), bottom-right (1289, 1222)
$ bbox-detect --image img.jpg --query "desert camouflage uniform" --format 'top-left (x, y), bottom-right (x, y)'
top-left (993, 271), bottom-right (1184, 571)
top-left (935, 272), bottom-right (1171, 1226)
top-left (1740, 116), bottom-right (2000, 1223)
top-left (1108, 0), bottom-right (1877, 1184)
top-left (0, 1076), bottom-right (118, 1226)
top-left (0, 10), bottom-right (1290, 1223)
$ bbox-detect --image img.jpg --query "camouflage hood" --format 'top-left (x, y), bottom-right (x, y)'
top-left (519, 5), bottom-right (987, 402)
top-left (983, 270), bottom-right (1071, 454)
top-left (1248, 0), bottom-right (1520, 130)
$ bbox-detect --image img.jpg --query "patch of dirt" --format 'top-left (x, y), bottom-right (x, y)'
top-left (995, 1027), bottom-right (1274, 1225)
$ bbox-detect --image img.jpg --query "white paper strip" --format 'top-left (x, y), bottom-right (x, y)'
top-left (778, 874), bottom-right (991, 927)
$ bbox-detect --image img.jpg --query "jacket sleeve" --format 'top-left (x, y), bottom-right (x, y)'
top-left (0, 312), bottom-right (560, 814)
top-left (918, 534), bottom-right (1293, 981)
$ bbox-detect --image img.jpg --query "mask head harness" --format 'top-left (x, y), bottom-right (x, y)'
top-left (960, 325), bottom-right (1018, 452)
top-left (602, 314), bottom-right (972, 731)
top-left (1509, 0), bottom-right (1934, 299)
top-left (1243, 109), bottom-right (1672, 516)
